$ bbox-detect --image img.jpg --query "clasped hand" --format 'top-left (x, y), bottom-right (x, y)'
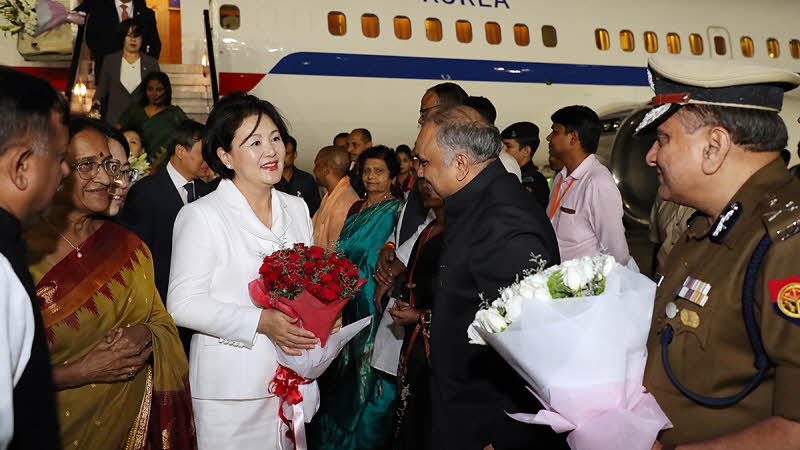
top-left (74, 324), bottom-right (153, 385)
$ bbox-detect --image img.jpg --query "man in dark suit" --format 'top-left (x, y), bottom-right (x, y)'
top-left (346, 128), bottom-right (372, 197)
top-left (119, 119), bottom-right (213, 353)
top-left (78, 0), bottom-right (161, 77)
top-left (275, 135), bottom-right (321, 216)
top-left (414, 105), bottom-right (565, 449)
top-left (0, 67), bottom-right (64, 450)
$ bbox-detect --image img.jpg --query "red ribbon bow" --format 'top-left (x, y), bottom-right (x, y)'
top-left (269, 366), bottom-right (312, 448)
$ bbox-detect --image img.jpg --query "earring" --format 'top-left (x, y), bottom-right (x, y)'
top-left (226, 164), bottom-right (232, 169)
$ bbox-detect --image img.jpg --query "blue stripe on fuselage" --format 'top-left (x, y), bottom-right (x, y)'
top-left (268, 52), bottom-right (650, 86)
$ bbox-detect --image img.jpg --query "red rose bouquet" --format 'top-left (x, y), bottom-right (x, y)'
top-left (248, 243), bottom-right (366, 347)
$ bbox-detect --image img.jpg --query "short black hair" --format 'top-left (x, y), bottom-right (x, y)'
top-left (105, 127), bottom-right (130, 158)
top-left (203, 91), bottom-right (289, 180)
top-left (781, 149), bottom-right (791, 166)
top-left (333, 132), bottom-right (349, 144)
top-left (167, 119), bottom-right (205, 156)
top-left (358, 145), bottom-right (400, 179)
top-left (285, 135), bottom-right (297, 152)
top-left (550, 105), bottom-right (601, 154)
top-left (69, 114), bottom-right (114, 139)
top-left (676, 105), bottom-right (788, 153)
top-left (351, 128), bottom-right (372, 142)
top-left (395, 144), bottom-right (412, 157)
top-left (429, 82), bottom-right (468, 107)
top-left (139, 71), bottom-right (173, 107)
top-left (117, 18), bottom-right (143, 48)
top-left (0, 67), bottom-right (67, 157)
top-left (464, 96), bottom-right (497, 125)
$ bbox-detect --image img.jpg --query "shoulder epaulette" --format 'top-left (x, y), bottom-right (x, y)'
top-left (760, 180), bottom-right (800, 242)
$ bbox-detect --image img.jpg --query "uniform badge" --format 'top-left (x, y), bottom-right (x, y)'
top-left (678, 276), bottom-right (710, 307)
top-left (768, 276), bottom-right (800, 325)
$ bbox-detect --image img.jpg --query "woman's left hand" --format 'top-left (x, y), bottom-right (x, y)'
top-left (106, 324), bottom-right (152, 356)
top-left (388, 301), bottom-right (421, 326)
top-left (331, 311), bottom-right (343, 335)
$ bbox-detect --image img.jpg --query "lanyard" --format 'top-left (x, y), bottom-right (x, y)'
top-left (548, 176), bottom-right (576, 219)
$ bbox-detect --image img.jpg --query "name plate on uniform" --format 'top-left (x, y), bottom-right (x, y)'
top-left (678, 276), bottom-right (710, 307)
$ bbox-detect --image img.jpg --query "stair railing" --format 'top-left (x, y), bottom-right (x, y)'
top-left (203, 9), bottom-right (219, 104)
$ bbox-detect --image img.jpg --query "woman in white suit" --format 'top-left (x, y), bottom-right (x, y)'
top-left (167, 92), bottom-right (319, 449)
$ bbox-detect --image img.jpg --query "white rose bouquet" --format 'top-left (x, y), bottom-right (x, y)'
top-left (468, 255), bottom-right (672, 450)
top-left (0, 0), bottom-right (85, 37)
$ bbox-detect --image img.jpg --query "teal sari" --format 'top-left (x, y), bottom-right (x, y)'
top-left (310, 199), bottom-right (401, 450)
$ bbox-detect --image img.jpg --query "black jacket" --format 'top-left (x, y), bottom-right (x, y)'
top-left (0, 208), bottom-right (60, 450)
top-left (430, 160), bottom-right (565, 450)
top-left (118, 166), bottom-right (215, 302)
top-left (78, 0), bottom-right (161, 74)
top-left (275, 167), bottom-right (321, 217)
top-left (520, 161), bottom-right (551, 209)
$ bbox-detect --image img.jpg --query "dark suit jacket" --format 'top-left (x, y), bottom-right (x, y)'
top-left (430, 160), bottom-right (566, 450)
top-left (94, 51), bottom-right (159, 125)
top-left (520, 161), bottom-right (551, 209)
top-left (78, 0), bottom-right (161, 74)
top-left (0, 208), bottom-right (60, 450)
top-left (275, 167), bottom-right (322, 216)
top-left (118, 166), bottom-right (214, 302)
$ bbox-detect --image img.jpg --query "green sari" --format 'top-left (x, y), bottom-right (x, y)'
top-left (310, 199), bottom-right (401, 450)
top-left (118, 104), bottom-right (188, 166)
top-left (27, 222), bottom-right (196, 449)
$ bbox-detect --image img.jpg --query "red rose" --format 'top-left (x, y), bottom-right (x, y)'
top-left (301, 276), bottom-right (311, 286)
top-left (308, 246), bottom-right (325, 259)
top-left (288, 253), bottom-right (301, 263)
top-left (327, 282), bottom-right (342, 294)
top-left (320, 273), bottom-right (335, 284)
top-left (319, 287), bottom-right (338, 302)
top-left (307, 283), bottom-right (322, 297)
top-left (303, 261), bottom-right (316, 274)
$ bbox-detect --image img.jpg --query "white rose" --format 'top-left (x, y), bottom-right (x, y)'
top-left (562, 264), bottom-right (587, 292)
top-left (517, 283), bottom-right (535, 300)
top-left (504, 293), bottom-right (523, 323)
top-left (475, 308), bottom-right (509, 333)
top-left (467, 322), bottom-right (487, 345)
top-left (527, 272), bottom-right (549, 289)
top-left (492, 299), bottom-right (506, 312)
top-left (601, 254), bottom-right (616, 277)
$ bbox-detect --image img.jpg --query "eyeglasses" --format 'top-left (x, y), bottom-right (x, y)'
top-left (71, 159), bottom-right (122, 180)
top-left (119, 168), bottom-right (143, 183)
top-left (419, 104), bottom-right (441, 120)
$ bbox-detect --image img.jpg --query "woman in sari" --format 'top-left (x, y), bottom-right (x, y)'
top-left (24, 116), bottom-right (195, 450)
top-left (311, 145), bottom-right (402, 450)
top-left (388, 178), bottom-right (445, 450)
top-left (118, 71), bottom-right (188, 167)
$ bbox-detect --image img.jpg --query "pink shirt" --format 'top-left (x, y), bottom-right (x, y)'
top-left (312, 176), bottom-right (359, 248)
top-left (547, 154), bottom-right (630, 265)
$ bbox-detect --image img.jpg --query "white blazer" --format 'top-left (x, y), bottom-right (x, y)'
top-left (167, 179), bottom-right (313, 400)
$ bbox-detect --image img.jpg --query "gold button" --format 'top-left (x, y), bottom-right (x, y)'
top-left (73, 440), bottom-right (79, 446)
top-left (90, 384), bottom-right (96, 388)
top-left (65, 410), bottom-right (70, 417)
top-left (95, 420), bottom-right (102, 426)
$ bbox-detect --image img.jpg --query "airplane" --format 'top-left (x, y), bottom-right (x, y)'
top-left (2, 0), bottom-right (799, 227)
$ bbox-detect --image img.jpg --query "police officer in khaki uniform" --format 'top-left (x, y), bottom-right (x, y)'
top-left (637, 55), bottom-right (800, 448)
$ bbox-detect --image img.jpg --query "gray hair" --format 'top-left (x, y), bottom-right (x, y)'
top-left (429, 105), bottom-right (502, 165)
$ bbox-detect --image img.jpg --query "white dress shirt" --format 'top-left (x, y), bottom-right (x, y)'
top-left (498, 150), bottom-right (522, 182)
top-left (167, 161), bottom-right (191, 205)
top-left (0, 255), bottom-right (34, 450)
top-left (115, 0), bottom-right (134, 22)
top-left (119, 56), bottom-right (141, 94)
top-left (168, 179), bottom-right (314, 400)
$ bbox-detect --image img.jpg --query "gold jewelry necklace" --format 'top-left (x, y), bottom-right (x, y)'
top-left (45, 219), bottom-right (85, 258)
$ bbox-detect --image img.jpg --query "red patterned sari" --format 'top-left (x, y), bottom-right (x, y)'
top-left (28, 221), bottom-right (196, 449)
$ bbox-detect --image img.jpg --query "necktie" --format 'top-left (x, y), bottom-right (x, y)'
top-left (184, 182), bottom-right (196, 203)
top-left (120, 4), bottom-right (129, 20)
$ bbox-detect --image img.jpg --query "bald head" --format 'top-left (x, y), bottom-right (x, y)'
top-left (314, 145), bottom-right (351, 190)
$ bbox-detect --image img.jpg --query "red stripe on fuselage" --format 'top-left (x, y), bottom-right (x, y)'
top-left (219, 72), bottom-right (265, 95)
top-left (9, 66), bottom-right (70, 92)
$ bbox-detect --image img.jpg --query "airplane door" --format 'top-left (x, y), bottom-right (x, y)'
top-left (707, 26), bottom-right (732, 59)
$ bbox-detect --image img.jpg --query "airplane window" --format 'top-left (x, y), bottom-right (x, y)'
top-left (219, 5), bottom-right (240, 31)
top-left (666, 33), bottom-right (681, 53)
top-left (453, 20), bottom-right (472, 43)
top-left (542, 25), bottom-right (557, 47)
top-left (767, 38), bottom-right (780, 58)
top-left (740, 36), bottom-right (754, 57)
top-left (328, 12), bottom-right (346, 36)
top-left (644, 31), bottom-right (658, 53)
top-left (425, 18), bottom-right (443, 42)
top-left (394, 16), bottom-right (411, 40)
top-left (486, 22), bottom-right (501, 45)
top-left (620, 30), bottom-right (634, 52)
top-left (514, 24), bottom-right (530, 46)
top-left (689, 34), bottom-right (703, 55)
top-left (713, 36), bottom-right (727, 55)
top-left (362, 14), bottom-right (379, 38)
top-left (595, 29), bottom-right (610, 50)
top-left (791, 39), bottom-right (800, 59)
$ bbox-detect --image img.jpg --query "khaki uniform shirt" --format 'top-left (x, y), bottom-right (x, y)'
top-left (644, 159), bottom-right (800, 445)
top-left (649, 198), bottom-right (696, 275)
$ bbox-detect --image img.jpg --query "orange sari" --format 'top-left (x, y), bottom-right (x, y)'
top-left (28, 221), bottom-right (196, 450)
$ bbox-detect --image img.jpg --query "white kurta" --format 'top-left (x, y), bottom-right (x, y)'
top-left (0, 254), bottom-right (34, 450)
top-left (168, 179), bottom-right (313, 449)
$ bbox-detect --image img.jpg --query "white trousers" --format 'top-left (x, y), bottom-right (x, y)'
top-left (193, 397), bottom-right (282, 450)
